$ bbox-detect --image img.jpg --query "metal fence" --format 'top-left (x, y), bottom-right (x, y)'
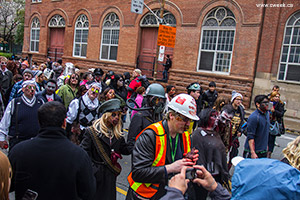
top-left (47, 47), bottom-right (64, 61)
top-left (136, 55), bottom-right (164, 81)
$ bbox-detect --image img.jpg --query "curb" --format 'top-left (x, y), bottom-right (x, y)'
top-left (285, 129), bottom-right (300, 136)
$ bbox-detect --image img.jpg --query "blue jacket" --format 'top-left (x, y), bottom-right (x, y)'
top-left (244, 109), bottom-right (270, 152)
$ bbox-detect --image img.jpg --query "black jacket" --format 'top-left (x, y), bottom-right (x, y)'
top-left (8, 127), bottom-right (96, 200)
top-left (36, 90), bottom-right (63, 103)
top-left (80, 127), bottom-right (130, 200)
top-left (127, 110), bottom-right (159, 153)
top-left (127, 120), bottom-right (186, 200)
top-left (202, 90), bottom-right (218, 108)
top-left (272, 102), bottom-right (285, 122)
top-left (190, 128), bottom-right (229, 200)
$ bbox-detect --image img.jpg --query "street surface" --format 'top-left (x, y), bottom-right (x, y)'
top-left (115, 132), bottom-right (298, 200)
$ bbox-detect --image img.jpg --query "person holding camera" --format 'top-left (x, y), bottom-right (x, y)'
top-left (126, 94), bottom-right (199, 200)
top-left (161, 166), bottom-right (231, 200)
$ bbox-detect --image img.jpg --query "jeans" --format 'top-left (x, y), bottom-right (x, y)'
top-left (268, 134), bottom-right (276, 152)
top-left (162, 69), bottom-right (168, 80)
top-left (243, 150), bottom-right (267, 158)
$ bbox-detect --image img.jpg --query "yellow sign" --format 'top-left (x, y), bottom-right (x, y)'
top-left (157, 25), bottom-right (176, 48)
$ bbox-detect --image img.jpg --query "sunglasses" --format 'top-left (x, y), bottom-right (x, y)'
top-left (235, 98), bottom-right (243, 101)
top-left (91, 87), bottom-right (99, 94)
top-left (261, 101), bottom-right (269, 105)
top-left (71, 76), bottom-right (78, 80)
top-left (176, 114), bottom-right (191, 123)
top-left (27, 85), bottom-right (36, 90)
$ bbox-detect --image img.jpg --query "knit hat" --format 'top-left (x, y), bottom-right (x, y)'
top-left (22, 80), bottom-right (36, 88)
top-left (187, 82), bottom-right (201, 91)
top-left (21, 60), bottom-right (29, 67)
top-left (231, 90), bottom-right (243, 103)
top-left (99, 99), bottom-right (121, 114)
top-left (34, 70), bottom-right (43, 77)
top-left (23, 68), bottom-right (34, 77)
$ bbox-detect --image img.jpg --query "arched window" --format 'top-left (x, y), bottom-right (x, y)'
top-left (140, 9), bottom-right (176, 27)
top-left (30, 17), bottom-right (40, 52)
top-left (197, 7), bottom-right (236, 73)
top-left (278, 11), bottom-right (300, 82)
top-left (73, 14), bottom-right (89, 58)
top-left (49, 15), bottom-right (65, 27)
top-left (100, 13), bottom-right (120, 61)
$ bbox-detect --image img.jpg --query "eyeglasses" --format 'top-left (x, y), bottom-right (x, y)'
top-left (27, 85), bottom-right (36, 90)
top-left (91, 87), bottom-right (99, 94)
top-left (71, 76), bottom-right (78, 80)
top-left (1, 62), bottom-right (7, 66)
top-left (118, 79), bottom-right (123, 82)
top-left (176, 114), bottom-right (191, 123)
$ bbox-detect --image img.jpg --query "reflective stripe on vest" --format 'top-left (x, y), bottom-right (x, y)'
top-left (127, 121), bottom-right (191, 199)
top-left (182, 131), bottom-right (191, 153)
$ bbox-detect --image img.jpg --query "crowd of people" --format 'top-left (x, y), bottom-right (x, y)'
top-left (0, 56), bottom-right (299, 200)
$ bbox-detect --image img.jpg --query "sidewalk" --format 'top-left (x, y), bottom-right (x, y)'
top-left (245, 110), bottom-right (300, 135)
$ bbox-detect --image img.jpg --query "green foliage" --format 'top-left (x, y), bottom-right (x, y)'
top-left (0, 52), bottom-right (12, 58)
top-left (0, 0), bottom-right (25, 47)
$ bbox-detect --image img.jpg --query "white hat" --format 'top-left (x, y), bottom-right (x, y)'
top-left (22, 80), bottom-right (36, 88)
top-left (168, 93), bottom-right (199, 121)
top-left (231, 90), bottom-right (243, 103)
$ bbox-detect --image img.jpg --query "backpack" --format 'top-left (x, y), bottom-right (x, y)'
top-left (138, 75), bottom-right (150, 89)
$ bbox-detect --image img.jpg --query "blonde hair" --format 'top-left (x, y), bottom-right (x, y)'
top-left (134, 69), bottom-right (142, 75)
top-left (0, 151), bottom-right (12, 200)
top-left (282, 136), bottom-right (300, 170)
top-left (269, 91), bottom-right (283, 104)
top-left (38, 63), bottom-right (47, 71)
top-left (93, 112), bottom-right (123, 139)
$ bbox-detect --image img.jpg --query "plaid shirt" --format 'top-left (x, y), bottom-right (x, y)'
top-left (9, 80), bottom-right (23, 102)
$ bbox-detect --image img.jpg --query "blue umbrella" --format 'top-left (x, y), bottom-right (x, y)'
top-left (232, 158), bottom-right (300, 200)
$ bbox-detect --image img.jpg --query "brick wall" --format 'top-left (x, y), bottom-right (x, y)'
top-left (23, 0), bottom-right (267, 109)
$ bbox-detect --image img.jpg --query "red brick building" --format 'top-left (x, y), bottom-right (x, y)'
top-left (23, 0), bottom-right (300, 117)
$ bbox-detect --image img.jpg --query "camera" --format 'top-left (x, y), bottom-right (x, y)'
top-left (185, 168), bottom-right (197, 180)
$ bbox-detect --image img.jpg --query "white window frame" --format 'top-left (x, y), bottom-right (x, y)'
top-left (30, 17), bottom-right (40, 52)
top-left (278, 11), bottom-right (300, 83)
top-left (197, 7), bottom-right (236, 75)
top-left (48, 14), bottom-right (65, 27)
top-left (100, 13), bottom-right (120, 61)
top-left (73, 14), bottom-right (89, 58)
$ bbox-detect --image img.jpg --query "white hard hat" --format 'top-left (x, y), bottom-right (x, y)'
top-left (168, 93), bottom-right (199, 121)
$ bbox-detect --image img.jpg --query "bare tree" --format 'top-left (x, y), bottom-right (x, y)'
top-left (0, 0), bottom-right (25, 51)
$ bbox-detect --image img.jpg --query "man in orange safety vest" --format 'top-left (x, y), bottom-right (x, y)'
top-left (126, 93), bottom-right (199, 200)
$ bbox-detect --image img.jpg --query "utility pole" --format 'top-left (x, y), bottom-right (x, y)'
top-left (153, 0), bottom-right (165, 81)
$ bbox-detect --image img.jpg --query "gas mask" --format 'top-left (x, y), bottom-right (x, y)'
top-left (149, 96), bottom-right (166, 115)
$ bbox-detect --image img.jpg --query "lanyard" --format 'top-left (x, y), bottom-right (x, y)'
top-left (169, 134), bottom-right (179, 162)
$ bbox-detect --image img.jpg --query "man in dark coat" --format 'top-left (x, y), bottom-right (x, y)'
top-left (36, 79), bottom-right (62, 103)
top-left (8, 101), bottom-right (96, 200)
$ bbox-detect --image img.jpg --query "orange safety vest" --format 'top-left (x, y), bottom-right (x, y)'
top-left (127, 121), bottom-right (191, 199)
